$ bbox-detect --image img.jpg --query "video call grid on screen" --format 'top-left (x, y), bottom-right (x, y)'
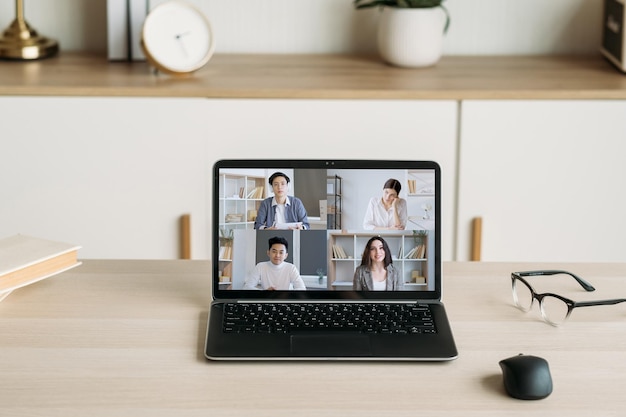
top-left (213, 160), bottom-right (441, 300)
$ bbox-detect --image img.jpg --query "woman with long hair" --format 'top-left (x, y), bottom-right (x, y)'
top-left (353, 236), bottom-right (403, 291)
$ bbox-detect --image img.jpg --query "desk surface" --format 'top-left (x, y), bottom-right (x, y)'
top-left (1, 260), bottom-right (624, 416)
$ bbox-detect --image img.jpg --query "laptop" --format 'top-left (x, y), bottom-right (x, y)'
top-left (205, 159), bottom-right (458, 360)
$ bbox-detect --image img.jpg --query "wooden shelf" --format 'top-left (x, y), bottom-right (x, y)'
top-left (1, 52), bottom-right (626, 99)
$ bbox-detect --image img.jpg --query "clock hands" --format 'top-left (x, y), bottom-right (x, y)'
top-left (174, 31), bottom-right (192, 58)
top-left (175, 31), bottom-right (192, 39)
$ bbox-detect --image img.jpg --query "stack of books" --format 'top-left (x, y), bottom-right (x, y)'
top-left (246, 186), bottom-right (265, 199)
top-left (332, 244), bottom-right (349, 259)
top-left (405, 244), bottom-right (427, 259)
top-left (107, 0), bottom-right (149, 61)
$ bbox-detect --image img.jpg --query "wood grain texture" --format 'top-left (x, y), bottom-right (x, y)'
top-left (0, 259), bottom-right (624, 416)
top-left (1, 53), bottom-right (626, 99)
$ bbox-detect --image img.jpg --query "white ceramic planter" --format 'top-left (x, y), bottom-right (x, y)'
top-left (377, 7), bottom-right (447, 68)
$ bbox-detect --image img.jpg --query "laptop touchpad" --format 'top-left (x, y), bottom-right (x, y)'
top-left (290, 334), bottom-right (372, 357)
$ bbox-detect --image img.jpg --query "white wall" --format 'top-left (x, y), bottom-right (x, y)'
top-left (0, 0), bottom-right (603, 56)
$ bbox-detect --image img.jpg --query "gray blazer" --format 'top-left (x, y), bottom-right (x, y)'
top-left (353, 264), bottom-right (403, 291)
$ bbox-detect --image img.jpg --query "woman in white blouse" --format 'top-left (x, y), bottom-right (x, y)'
top-left (362, 178), bottom-right (408, 230)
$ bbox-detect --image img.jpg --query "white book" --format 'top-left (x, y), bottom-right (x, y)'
top-left (130, 0), bottom-right (148, 60)
top-left (0, 235), bottom-right (82, 300)
top-left (107, 0), bottom-right (129, 60)
top-left (107, 0), bottom-right (148, 61)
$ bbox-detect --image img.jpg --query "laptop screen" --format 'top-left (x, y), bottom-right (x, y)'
top-left (213, 160), bottom-right (441, 301)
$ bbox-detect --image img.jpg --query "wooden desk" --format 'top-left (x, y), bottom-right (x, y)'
top-left (0, 260), bottom-right (624, 416)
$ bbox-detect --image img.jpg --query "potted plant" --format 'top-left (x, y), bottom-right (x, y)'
top-left (316, 268), bottom-right (326, 285)
top-left (354, 0), bottom-right (450, 68)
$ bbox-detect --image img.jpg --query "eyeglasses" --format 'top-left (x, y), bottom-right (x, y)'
top-left (511, 270), bottom-right (626, 326)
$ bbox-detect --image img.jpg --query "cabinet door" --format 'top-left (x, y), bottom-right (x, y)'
top-left (458, 100), bottom-right (626, 261)
top-left (204, 99), bottom-right (458, 260)
top-left (0, 97), bottom-right (209, 259)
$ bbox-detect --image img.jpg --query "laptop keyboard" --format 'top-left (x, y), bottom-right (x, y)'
top-left (222, 303), bottom-right (436, 335)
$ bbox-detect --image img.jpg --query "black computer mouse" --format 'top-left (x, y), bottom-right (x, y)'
top-left (499, 354), bottom-right (553, 400)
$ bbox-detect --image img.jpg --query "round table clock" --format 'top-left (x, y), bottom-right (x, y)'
top-left (141, 0), bottom-right (215, 75)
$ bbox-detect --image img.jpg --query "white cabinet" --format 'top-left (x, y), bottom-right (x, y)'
top-left (457, 100), bottom-right (626, 262)
top-left (1, 97), bottom-right (458, 260)
top-left (0, 97), bottom-right (209, 259)
top-left (11, 96), bottom-right (626, 262)
top-left (203, 99), bottom-right (459, 261)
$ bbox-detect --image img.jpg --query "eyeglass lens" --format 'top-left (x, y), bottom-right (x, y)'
top-left (539, 295), bottom-right (570, 326)
top-left (512, 279), bottom-right (533, 312)
top-left (512, 277), bottom-right (570, 326)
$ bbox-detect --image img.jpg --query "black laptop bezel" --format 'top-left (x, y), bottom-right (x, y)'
top-left (212, 159), bottom-right (442, 301)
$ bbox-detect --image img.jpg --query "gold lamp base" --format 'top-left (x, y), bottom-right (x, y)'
top-left (0, 0), bottom-right (59, 61)
top-left (0, 18), bottom-right (58, 60)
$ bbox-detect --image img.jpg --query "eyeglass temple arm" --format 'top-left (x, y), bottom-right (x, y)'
top-left (515, 270), bottom-right (596, 292)
top-left (574, 298), bottom-right (626, 308)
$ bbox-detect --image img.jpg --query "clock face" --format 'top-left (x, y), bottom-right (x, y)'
top-left (141, 1), bottom-right (215, 74)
